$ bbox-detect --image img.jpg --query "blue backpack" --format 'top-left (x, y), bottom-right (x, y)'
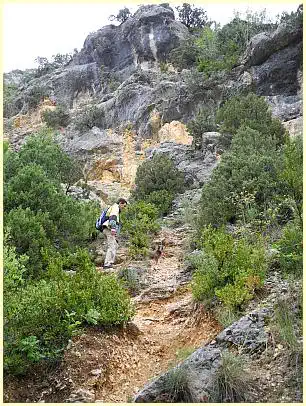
top-left (95, 208), bottom-right (109, 231)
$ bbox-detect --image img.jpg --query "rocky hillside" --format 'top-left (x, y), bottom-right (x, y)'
top-left (3, 4), bottom-right (303, 403)
top-left (4, 4), bottom-right (302, 203)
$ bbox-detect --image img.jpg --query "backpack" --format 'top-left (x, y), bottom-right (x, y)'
top-left (95, 208), bottom-right (109, 231)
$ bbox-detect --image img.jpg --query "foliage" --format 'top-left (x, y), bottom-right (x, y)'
top-left (187, 106), bottom-right (216, 149)
top-left (121, 201), bottom-right (160, 258)
top-left (25, 86), bottom-right (49, 109)
top-left (176, 3), bottom-right (212, 31)
top-left (216, 93), bottom-right (286, 145)
top-left (159, 368), bottom-right (195, 402)
top-left (109, 7), bottom-right (132, 23)
top-left (7, 129), bottom-right (82, 187)
top-left (273, 220), bottom-right (303, 278)
top-left (277, 134), bottom-right (303, 222)
top-left (4, 236), bottom-right (28, 291)
top-left (145, 189), bottom-right (174, 216)
top-left (199, 95), bottom-right (286, 227)
top-left (132, 154), bottom-right (185, 202)
top-left (41, 105), bottom-right (70, 129)
top-left (191, 226), bottom-right (266, 309)
top-left (3, 82), bottom-right (19, 118)
top-left (210, 350), bottom-right (252, 402)
top-left (35, 53), bottom-right (72, 77)
top-left (169, 37), bottom-right (199, 70)
top-left (74, 105), bottom-right (106, 132)
top-left (273, 298), bottom-right (299, 350)
top-left (4, 250), bottom-right (134, 375)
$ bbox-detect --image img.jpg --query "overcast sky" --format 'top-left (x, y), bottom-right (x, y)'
top-left (3, 2), bottom-right (300, 72)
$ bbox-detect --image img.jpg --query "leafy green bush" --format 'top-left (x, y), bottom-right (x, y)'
top-left (132, 154), bottom-right (185, 202)
top-left (216, 93), bottom-right (286, 146)
top-left (4, 236), bottom-right (28, 291)
top-left (41, 105), bottom-right (70, 128)
top-left (121, 201), bottom-right (160, 258)
top-left (274, 220), bottom-right (303, 278)
top-left (145, 189), bottom-right (174, 216)
top-left (6, 130), bottom-right (82, 187)
top-left (169, 37), bottom-right (199, 70)
top-left (210, 350), bottom-right (252, 402)
top-left (199, 123), bottom-right (284, 227)
top-left (191, 227), bottom-right (266, 309)
top-left (4, 250), bottom-right (134, 375)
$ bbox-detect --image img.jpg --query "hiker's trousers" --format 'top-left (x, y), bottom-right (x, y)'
top-left (103, 228), bottom-right (118, 266)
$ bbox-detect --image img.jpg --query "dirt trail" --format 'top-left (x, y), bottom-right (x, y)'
top-left (92, 224), bottom-right (221, 402)
top-left (4, 224), bottom-right (221, 403)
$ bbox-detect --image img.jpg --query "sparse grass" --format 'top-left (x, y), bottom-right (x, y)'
top-left (175, 346), bottom-right (195, 361)
top-left (273, 299), bottom-right (299, 351)
top-left (159, 367), bottom-right (195, 402)
top-left (215, 306), bottom-right (240, 328)
top-left (210, 350), bottom-right (252, 402)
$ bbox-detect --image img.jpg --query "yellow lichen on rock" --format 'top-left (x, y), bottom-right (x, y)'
top-left (89, 159), bottom-right (121, 183)
top-left (158, 121), bottom-right (193, 145)
top-left (121, 126), bottom-right (144, 187)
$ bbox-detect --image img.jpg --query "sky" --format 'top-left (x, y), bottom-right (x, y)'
top-left (3, 2), bottom-right (300, 73)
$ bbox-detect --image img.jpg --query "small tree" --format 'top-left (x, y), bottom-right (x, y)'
top-left (176, 3), bottom-right (212, 31)
top-left (132, 154), bottom-right (185, 201)
top-left (109, 7), bottom-right (131, 23)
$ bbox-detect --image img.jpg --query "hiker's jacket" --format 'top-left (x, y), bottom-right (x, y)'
top-left (102, 203), bottom-right (121, 234)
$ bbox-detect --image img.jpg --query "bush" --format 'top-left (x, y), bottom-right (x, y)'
top-left (132, 154), bottom-right (185, 202)
top-left (41, 105), bottom-right (70, 128)
top-left (75, 105), bottom-right (105, 132)
top-left (274, 220), bottom-right (303, 278)
top-left (187, 106), bottom-right (217, 149)
top-left (199, 124), bottom-right (284, 227)
top-left (4, 250), bottom-right (134, 375)
top-left (191, 227), bottom-right (267, 310)
top-left (117, 268), bottom-right (140, 296)
top-left (121, 201), bottom-right (160, 259)
top-left (169, 37), bottom-right (199, 70)
top-left (216, 93), bottom-right (286, 146)
top-left (210, 350), bottom-right (252, 402)
top-left (145, 189), bottom-right (174, 216)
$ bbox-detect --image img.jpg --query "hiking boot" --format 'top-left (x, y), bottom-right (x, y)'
top-left (103, 265), bottom-right (114, 269)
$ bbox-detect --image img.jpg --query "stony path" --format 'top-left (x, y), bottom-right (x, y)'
top-left (92, 223), bottom-right (221, 402)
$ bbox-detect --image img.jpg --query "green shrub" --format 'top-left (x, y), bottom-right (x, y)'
top-left (187, 106), bottom-right (217, 150)
top-left (4, 237), bottom-right (28, 291)
top-left (3, 82), bottom-right (19, 118)
top-left (145, 189), bottom-right (174, 216)
top-left (191, 227), bottom-right (267, 309)
top-left (274, 220), bottom-right (303, 278)
top-left (216, 93), bottom-right (286, 145)
top-left (132, 154), bottom-right (185, 202)
top-left (75, 105), bottom-right (105, 131)
top-left (175, 346), bottom-right (195, 361)
top-left (41, 105), bottom-right (70, 128)
top-left (4, 250), bottom-right (134, 375)
top-left (169, 37), bottom-right (199, 70)
top-left (121, 201), bottom-right (160, 259)
top-left (210, 350), bottom-right (252, 402)
top-left (199, 124), bottom-right (284, 227)
top-left (12, 130), bottom-right (82, 187)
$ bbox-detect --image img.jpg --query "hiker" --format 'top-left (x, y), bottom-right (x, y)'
top-left (101, 198), bottom-right (128, 269)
